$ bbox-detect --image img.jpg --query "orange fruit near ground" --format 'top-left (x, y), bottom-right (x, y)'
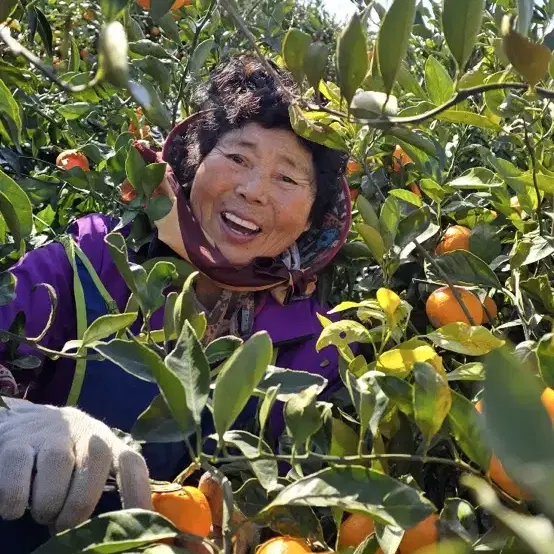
top-left (426, 286), bottom-right (483, 328)
top-left (409, 182), bottom-right (422, 197)
top-left (338, 514), bottom-right (380, 552)
top-left (476, 389), bottom-right (554, 499)
top-left (435, 225), bottom-right (471, 255)
top-left (152, 486), bottom-right (212, 537)
top-left (56, 150), bottom-right (90, 172)
top-left (346, 159), bottom-right (362, 175)
top-left (399, 514), bottom-right (439, 554)
top-left (135, 0), bottom-right (189, 9)
top-left (392, 145), bottom-right (413, 172)
top-left (255, 537), bottom-right (312, 554)
top-left (482, 296), bottom-right (498, 324)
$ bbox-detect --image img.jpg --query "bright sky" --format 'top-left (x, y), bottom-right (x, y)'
top-left (321, 0), bottom-right (392, 23)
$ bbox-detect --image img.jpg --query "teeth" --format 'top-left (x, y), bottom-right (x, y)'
top-left (224, 212), bottom-right (260, 232)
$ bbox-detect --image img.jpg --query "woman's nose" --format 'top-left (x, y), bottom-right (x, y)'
top-left (235, 174), bottom-right (268, 205)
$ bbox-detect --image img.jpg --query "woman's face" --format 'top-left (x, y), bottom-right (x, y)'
top-left (189, 122), bottom-right (316, 266)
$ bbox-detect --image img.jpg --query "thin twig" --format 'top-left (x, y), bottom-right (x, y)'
top-left (0, 25), bottom-right (101, 93)
top-left (523, 120), bottom-right (544, 236)
top-left (413, 239), bottom-right (477, 325)
top-left (171, 0), bottom-right (217, 126)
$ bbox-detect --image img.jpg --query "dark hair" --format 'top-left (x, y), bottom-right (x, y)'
top-left (165, 55), bottom-right (347, 228)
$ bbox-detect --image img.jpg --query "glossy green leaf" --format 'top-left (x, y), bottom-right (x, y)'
top-left (413, 362), bottom-right (452, 452)
top-left (205, 336), bottom-right (243, 365)
top-left (448, 390), bottom-right (491, 470)
top-left (425, 55), bottom-right (454, 105)
top-left (189, 39), bottom-right (215, 76)
top-left (304, 41), bottom-right (329, 89)
top-left (356, 223), bottom-right (385, 264)
top-left (431, 250), bottom-right (501, 288)
top-left (316, 320), bottom-right (373, 352)
top-left (377, 0), bottom-right (417, 96)
top-left (356, 195), bottom-right (380, 229)
top-left (132, 394), bottom-right (192, 443)
top-left (213, 331), bottom-right (272, 437)
top-left (427, 323), bottom-right (505, 356)
top-left (125, 146), bottom-right (147, 194)
top-left (285, 385), bottom-right (325, 448)
top-left (282, 29), bottom-right (312, 85)
top-left (376, 375), bottom-right (414, 416)
top-left (448, 167), bottom-right (503, 189)
top-left (436, 109), bottom-right (501, 130)
top-left (129, 40), bottom-right (171, 59)
top-left (32, 509), bottom-right (179, 554)
top-left (222, 430), bottom-right (279, 492)
top-left (149, 0), bottom-right (177, 21)
top-left (447, 362), bottom-right (485, 381)
top-left (379, 195), bottom-right (401, 249)
top-left (261, 465), bottom-right (435, 529)
top-left (81, 313), bottom-right (138, 349)
top-left (93, 339), bottom-right (157, 383)
top-left (57, 103), bottom-right (91, 120)
top-left (0, 169), bottom-right (32, 239)
top-left (165, 321), bottom-right (210, 425)
top-left (337, 13), bottom-right (368, 105)
top-left (257, 366), bottom-right (327, 401)
top-left (288, 106), bottom-right (347, 151)
top-left (0, 0), bottom-right (17, 23)
top-left (395, 207), bottom-right (431, 249)
top-left (442, 0), bottom-right (485, 71)
top-left (469, 223), bottom-right (502, 264)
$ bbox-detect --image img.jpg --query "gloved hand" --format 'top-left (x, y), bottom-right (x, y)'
top-left (0, 397), bottom-right (152, 530)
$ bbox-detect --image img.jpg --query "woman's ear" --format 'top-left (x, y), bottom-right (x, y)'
top-left (303, 219), bottom-right (311, 233)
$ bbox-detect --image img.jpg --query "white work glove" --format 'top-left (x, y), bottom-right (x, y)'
top-left (0, 397), bottom-right (152, 530)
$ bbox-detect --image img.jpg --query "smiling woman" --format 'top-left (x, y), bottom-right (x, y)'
top-left (0, 55), bottom-right (350, 552)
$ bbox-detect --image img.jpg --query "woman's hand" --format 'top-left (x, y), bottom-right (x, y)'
top-left (0, 397), bottom-right (152, 530)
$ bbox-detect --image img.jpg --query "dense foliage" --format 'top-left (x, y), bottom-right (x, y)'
top-left (3, 0), bottom-right (554, 552)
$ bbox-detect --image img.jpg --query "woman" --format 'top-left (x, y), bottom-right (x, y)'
top-left (0, 56), bottom-right (350, 551)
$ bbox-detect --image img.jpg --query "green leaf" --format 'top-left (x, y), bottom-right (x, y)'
top-left (57, 103), bottom-right (91, 120)
top-left (0, 78), bottom-right (21, 147)
top-left (431, 250), bottom-right (501, 288)
top-left (149, 0), bottom-right (177, 21)
top-left (376, 374), bottom-right (414, 416)
top-left (93, 339), bottom-right (157, 383)
top-left (282, 29), bottom-right (312, 85)
top-left (510, 236), bottom-right (554, 268)
top-left (285, 385), bottom-right (325, 448)
top-left (33, 8), bottom-right (53, 57)
top-left (356, 195), bottom-right (380, 230)
top-left (413, 362), bottom-right (452, 452)
top-left (144, 261), bottom-right (177, 315)
top-left (0, 169), bottom-right (32, 239)
top-left (133, 57), bottom-right (171, 92)
top-left (31, 509), bottom-right (179, 554)
top-left (447, 362), bottom-right (485, 381)
top-left (146, 195), bottom-right (173, 222)
top-left (316, 320), bottom-right (373, 352)
top-left (143, 163), bottom-right (167, 199)
top-left (483, 348), bottom-right (554, 516)
top-left (337, 13), bottom-right (368, 105)
top-left (189, 39), bottom-right (215, 76)
top-left (537, 334), bottom-right (554, 388)
top-left (173, 271), bottom-right (206, 339)
top-left (521, 275), bottom-right (554, 314)
top-left (448, 390), bottom-right (491, 470)
top-left (0, 271), bottom-right (16, 306)
top-left (258, 366), bottom-right (327, 401)
top-left (395, 206), bottom-right (431, 249)
top-left (213, 331), bottom-right (273, 438)
top-left (304, 41), bottom-right (328, 89)
top-left (436, 110), bottom-right (501, 130)
top-left (469, 223), bottom-right (502, 264)
top-left (0, 0), bottom-right (17, 23)
top-left (222, 430), bottom-right (279, 492)
top-left (126, 146), bottom-right (147, 194)
top-left (132, 394), bottom-right (191, 443)
top-left (379, 195), bottom-right (401, 249)
top-left (260, 465), bottom-right (435, 529)
top-left (330, 417), bottom-right (359, 457)
top-left (129, 78), bottom-right (171, 130)
top-left (377, 0), bottom-right (417, 96)
top-left (442, 0), bottom-right (486, 72)
top-left (259, 385), bottom-right (280, 437)
top-left (427, 323), bottom-right (505, 356)
top-left (165, 321), bottom-right (210, 426)
top-left (356, 223), bottom-right (385, 264)
top-left (129, 40), bottom-right (171, 59)
top-left (205, 336), bottom-right (243, 365)
top-left (425, 56), bottom-right (454, 105)
top-left (100, 0), bottom-right (127, 21)
top-left (448, 167), bottom-right (504, 190)
top-left (288, 106), bottom-right (347, 151)
top-left (81, 313), bottom-right (138, 349)
top-left (389, 189), bottom-right (423, 207)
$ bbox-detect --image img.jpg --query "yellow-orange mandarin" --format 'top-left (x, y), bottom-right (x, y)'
top-left (435, 225), bottom-right (471, 255)
top-left (426, 287), bottom-right (483, 328)
top-left (255, 537), bottom-right (312, 554)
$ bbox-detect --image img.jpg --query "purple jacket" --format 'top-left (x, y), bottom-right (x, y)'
top-left (0, 214), bottom-right (342, 430)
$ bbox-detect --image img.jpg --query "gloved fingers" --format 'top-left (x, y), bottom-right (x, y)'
top-left (54, 434), bottom-right (111, 531)
top-left (0, 442), bottom-right (34, 520)
top-left (31, 437), bottom-right (75, 525)
top-left (114, 446), bottom-right (152, 510)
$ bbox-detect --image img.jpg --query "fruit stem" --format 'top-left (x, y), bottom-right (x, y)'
top-left (412, 239), bottom-right (477, 325)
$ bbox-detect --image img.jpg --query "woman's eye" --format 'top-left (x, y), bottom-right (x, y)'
top-left (281, 175), bottom-right (297, 185)
top-left (228, 154), bottom-right (244, 165)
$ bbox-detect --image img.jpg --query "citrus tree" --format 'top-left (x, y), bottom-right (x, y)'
top-left (2, 0), bottom-right (554, 553)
